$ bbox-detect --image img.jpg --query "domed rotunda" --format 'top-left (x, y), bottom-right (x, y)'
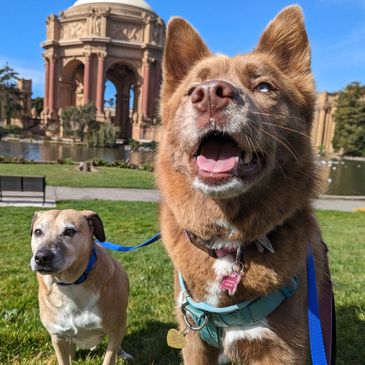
top-left (42, 0), bottom-right (165, 140)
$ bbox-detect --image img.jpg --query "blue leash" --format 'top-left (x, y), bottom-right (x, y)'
top-left (307, 247), bottom-right (328, 365)
top-left (96, 232), bottom-right (161, 252)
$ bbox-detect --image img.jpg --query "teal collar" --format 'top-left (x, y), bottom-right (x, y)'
top-left (178, 272), bottom-right (298, 348)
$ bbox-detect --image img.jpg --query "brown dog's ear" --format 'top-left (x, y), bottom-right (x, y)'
top-left (162, 17), bottom-right (211, 97)
top-left (82, 210), bottom-right (106, 242)
top-left (255, 6), bottom-right (311, 78)
top-left (29, 211), bottom-right (44, 236)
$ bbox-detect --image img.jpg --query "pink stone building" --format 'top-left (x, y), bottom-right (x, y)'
top-left (42, 0), bottom-right (165, 141)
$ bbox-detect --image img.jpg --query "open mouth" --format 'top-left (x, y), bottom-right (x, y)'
top-left (192, 131), bottom-right (264, 181)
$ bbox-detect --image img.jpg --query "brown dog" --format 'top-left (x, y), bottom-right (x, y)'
top-left (157, 6), bottom-right (332, 365)
top-left (30, 209), bottom-right (130, 365)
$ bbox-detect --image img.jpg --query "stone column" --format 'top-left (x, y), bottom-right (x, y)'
top-left (152, 60), bottom-right (162, 117)
top-left (83, 53), bottom-right (91, 105)
top-left (48, 55), bottom-right (57, 114)
top-left (121, 84), bottom-right (131, 139)
top-left (96, 53), bottom-right (105, 115)
top-left (44, 58), bottom-right (50, 112)
top-left (142, 57), bottom-right (152, 119)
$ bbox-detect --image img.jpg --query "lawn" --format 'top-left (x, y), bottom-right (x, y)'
top-left (0, 163), bottom-right (155, 189)
top-left (0, 202), bottom-right (364, 365)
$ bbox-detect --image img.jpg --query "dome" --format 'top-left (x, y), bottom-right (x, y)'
top-left (73, 0), bottom-right (153, 12)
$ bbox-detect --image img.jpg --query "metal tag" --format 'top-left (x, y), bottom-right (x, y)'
top-left (167, 329), bottom-right (187, 349)
top-left (219, 272), bottom-right (241, 296)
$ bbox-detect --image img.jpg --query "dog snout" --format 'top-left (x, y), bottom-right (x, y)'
top-left (34, 248), bottom-right (55, 267)
top-left (191, 80), bottom-right (237, 117)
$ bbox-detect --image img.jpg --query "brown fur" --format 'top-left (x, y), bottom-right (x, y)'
top-left (156, 6), bottom-right (330, 365)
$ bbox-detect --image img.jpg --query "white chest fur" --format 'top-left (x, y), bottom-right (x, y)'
top-left (43, 284), bottom-right (104, 349)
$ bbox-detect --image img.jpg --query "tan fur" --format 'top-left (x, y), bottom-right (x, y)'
top-left (30, 210), bottom-right (129, 365)
top-left (157, 6), bottom-right (330, 364)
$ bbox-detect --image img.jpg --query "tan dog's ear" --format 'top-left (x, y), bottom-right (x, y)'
top-left (255, 6), bottom-right (311, 78)
top-left (30, 211), bottom-right (44, 236)
top-left (82, 210), bottom-right (106, 242)
top-left (162, 17), bottom-right (211, 98)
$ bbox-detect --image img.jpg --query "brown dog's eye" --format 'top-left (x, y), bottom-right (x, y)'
top-left (255, 82), bottom-right (273, 93)
top-left (63, 228), bottom-right (76, 237)
top-left (34, 229), bottom-right (42, 236)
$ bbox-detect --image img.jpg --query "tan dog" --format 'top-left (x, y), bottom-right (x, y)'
top-left (30, 209), bottom-right (130, 365)
top-left (157, 5), bottom-right (333, 365)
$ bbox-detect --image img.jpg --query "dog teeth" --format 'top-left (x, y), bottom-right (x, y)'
top-left (243, 151), bottom-right (253, 164)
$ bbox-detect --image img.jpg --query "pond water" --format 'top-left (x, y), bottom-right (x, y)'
top-left (0, 140), bottom-right (154, 166)
top-left (322, 159), bottom-right (365, 196)
top-left (0, 140), bottom-right (364, 196)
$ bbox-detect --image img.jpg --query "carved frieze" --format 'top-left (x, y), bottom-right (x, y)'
top-left (61, 22), bottom-right (86, 40)
top-left (109, 22), bottom-right (142, 42)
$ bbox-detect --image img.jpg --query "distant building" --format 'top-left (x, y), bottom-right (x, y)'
top-left (42, 0), bottom-right (165, 141)
top-left (0, 79), bottom-right (37, 127)
top-left (312, 92), bottom-right (338, 155)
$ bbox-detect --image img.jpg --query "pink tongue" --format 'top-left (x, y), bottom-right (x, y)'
top-left (197, 140), bottom-right (240, 173)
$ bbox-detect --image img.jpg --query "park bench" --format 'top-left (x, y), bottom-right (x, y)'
top-left (0, 175), bottom-right (46, 205)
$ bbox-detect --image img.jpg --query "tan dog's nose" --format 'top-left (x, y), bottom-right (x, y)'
top-left (35, 248), bottom-right (55, 267)
top-left (191, 80), bottom-right (237, 116)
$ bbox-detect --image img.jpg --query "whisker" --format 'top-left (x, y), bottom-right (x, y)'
top-left (250, 110), bottom-right (305, 123)
top-left (261, 121), bottom-right (311, 139)
top-left (259, 128), bottom-right (298, 161)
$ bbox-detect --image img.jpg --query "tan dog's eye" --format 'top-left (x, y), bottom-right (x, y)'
top-left (63, 228), bottom-right (76, 237)
top-left (34, 229), bottom-right (42, 236)
top-left (255, 82), bottom-right (273, 93)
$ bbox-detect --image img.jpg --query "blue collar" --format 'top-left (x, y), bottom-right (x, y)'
top-left (57, 247), bottom-right (97, 286)
top-left (178, 272), bottom-right (298, 348)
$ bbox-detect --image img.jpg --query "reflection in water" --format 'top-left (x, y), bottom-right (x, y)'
top-left (1, 141), bottom-right (364, 195)
top-left (0, 140), bottom-right (154, 165)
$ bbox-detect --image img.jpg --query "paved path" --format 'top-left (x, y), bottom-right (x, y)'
top-left (46, 186), bottom-right (365, 212)
top-left (1, 186), bottom-right (363, 211)
top-left (47, 186), bottom-right (161, 203)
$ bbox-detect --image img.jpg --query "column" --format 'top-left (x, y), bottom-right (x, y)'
top-left (48, 56), bottom-right (57, 113)
top-left (43, 59), bottom-right (50, 111)
top-left (121, 85), bottom-right (131, 139)
top-left (152, 61), bottom-right (162, 117)
top-left (142, 59), bottom-right (151, 118)
top-left (83, 54), bottom-right (91, 105)
top-left (96, 54), bottom-right (105, 114)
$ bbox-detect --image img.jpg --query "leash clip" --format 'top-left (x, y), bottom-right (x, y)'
top-left (181, 302), bottom-right (208, 331)
top-left (232, 245), bottom-right (246, 274)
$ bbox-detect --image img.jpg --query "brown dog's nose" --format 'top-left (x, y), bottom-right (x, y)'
top-left (35, 249), bottom-right (55, 267)
top-left (191, 80), bottom-right (237, 115)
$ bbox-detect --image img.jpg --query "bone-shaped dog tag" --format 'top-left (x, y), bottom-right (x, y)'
top-left (167, 329), bottom-right (186, 349)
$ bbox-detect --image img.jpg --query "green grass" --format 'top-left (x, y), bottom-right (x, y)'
top-left (0, 163), bottom-right (155, 189)
top-left (0, 203), bottom-right (364, 364)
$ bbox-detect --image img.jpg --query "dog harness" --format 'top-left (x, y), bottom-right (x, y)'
top-left (178, 272), bottom-right (298, 348)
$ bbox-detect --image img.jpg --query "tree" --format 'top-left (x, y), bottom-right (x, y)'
top-left (61, 103), bottom-right (97, 141)
top-left (0, 64), bottom-right (22, 125)
top-left (32, 97), bottom-right (44, 116)
top-left (332, 82), bottom-right (365, 156)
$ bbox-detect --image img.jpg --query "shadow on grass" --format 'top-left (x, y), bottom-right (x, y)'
top-left (121, 321), bottom-right (181, 365)
top-left (73, 322), bottom-right (181, 364)
top-left (336, 305), bottom-right (365, 364)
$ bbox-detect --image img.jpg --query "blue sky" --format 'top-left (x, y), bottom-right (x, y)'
top-left (0, 0), bottom-right (364, 97)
